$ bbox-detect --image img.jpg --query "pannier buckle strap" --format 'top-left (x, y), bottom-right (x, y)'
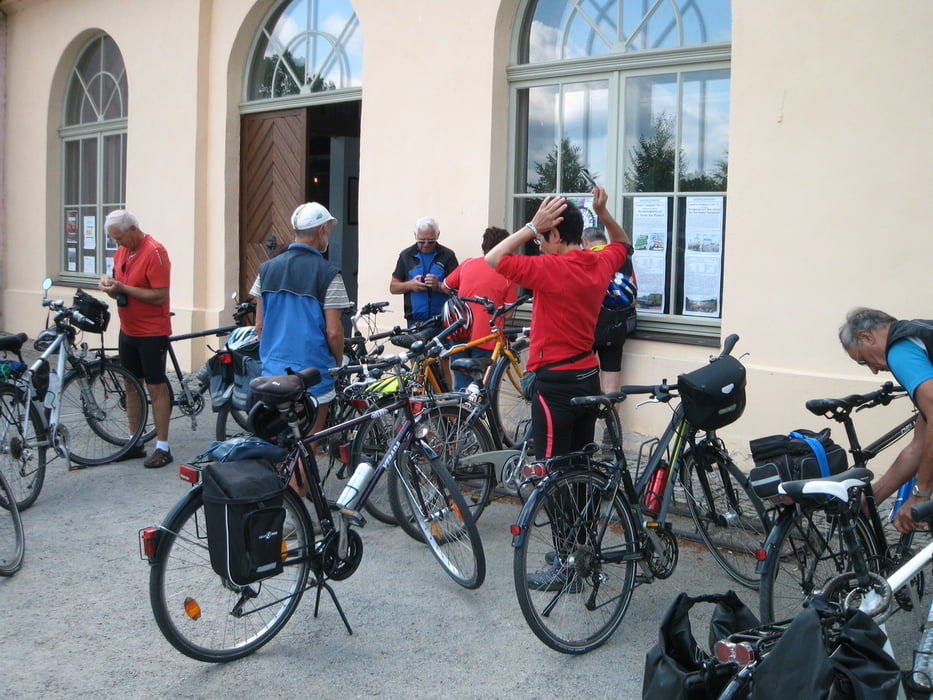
top-left (788, 431), bottom-right (831, 477)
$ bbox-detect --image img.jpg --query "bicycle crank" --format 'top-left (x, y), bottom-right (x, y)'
top-left (644, 525), bottom-right (678, 579)
top-left (320, 529), bottom-right (363, 581)
top-left (52, 423), bottom-right (72, 469)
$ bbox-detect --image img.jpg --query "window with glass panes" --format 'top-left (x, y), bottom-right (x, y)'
top-left (60, 34), bottom-right (127, 280)
top-left (511, 0), bottom-right (731, 338)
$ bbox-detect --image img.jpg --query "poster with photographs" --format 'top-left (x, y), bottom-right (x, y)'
top-left (66, 248), bottom-right (77, 272)
top-left (631, 196), bottom-right (668, 313)
top-left (682, 196), bottom-right (724, 317)
top-left (66, 210), bottom-right (78, 244)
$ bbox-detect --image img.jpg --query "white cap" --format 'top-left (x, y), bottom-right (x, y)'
top-left (291, 202), bottom-right (337, 231)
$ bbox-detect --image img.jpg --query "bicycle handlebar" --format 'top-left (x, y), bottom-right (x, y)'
top-left (720, 333), bottom-right (739, 358)
top-left (911, 499), bottom-right (933, 523)
top-left (805, 381), bottom-right (908, 420)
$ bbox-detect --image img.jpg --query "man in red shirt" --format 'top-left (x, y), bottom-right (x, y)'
top-left (443, 226), bottom-right (517, 390)
top-left (99, 210), bottom-right (173, 467)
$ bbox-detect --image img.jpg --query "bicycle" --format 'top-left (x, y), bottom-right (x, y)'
top-left (0, 279), bottom-right (149, 509)
top-left (510, 334), bottom-right (770, 654)
top-left (140, 318), bottom-right (485, 662)
top-left (755, 381), bottom-right (919, 624)
top-left (0, 467), bottom-right (25, 576)
top-left (715, 468), bottom-right (931, 699)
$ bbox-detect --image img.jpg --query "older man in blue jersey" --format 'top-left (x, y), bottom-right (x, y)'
top-left (839, 309), bottom-right (933, 532)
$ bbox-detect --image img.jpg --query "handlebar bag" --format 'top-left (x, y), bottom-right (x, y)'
top-left (202, 459), bottom-right (287, 586)
top-left (748, 428), bottom-right (849, 500)
top-left (677, 355), bottom-right (746, 431)
top-left (72, 289), bottom-right (111, 333)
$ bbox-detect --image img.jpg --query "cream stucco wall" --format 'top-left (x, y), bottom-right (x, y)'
top-left (1, 0), bottom-right (929, 473)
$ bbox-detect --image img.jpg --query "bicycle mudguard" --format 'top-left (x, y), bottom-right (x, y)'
top-left (150, 485), bottom-right (203, 561)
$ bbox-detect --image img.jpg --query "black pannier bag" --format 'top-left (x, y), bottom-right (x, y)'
top-left (748, 427), bottom-right (849, 500)
top-left (202, 459), bottom-right (287, 586)
top-left (72, 289), bottom-right (111, 333)
top-left (677, 355), bottom-right (747, 431)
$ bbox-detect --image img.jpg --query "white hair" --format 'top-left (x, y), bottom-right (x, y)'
top-left (104, 209), bottom-right (139, 232)
top-left (413, 216), bottom-right (440, 237)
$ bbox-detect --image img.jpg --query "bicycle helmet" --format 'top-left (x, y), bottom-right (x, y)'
top-left (226, 326), bottom-right (259, 352)
top-left (442, 296), bottom-right (472, 341)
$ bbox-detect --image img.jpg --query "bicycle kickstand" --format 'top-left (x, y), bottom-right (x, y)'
top-left (309, 572), bottom-right (353, 635)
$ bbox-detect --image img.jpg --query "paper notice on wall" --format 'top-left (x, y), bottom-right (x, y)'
top-left (631, 196), bottom-right (668, 313)
top-left (682, 196), bottom-right (724, 316)
top-left (83, 216), bottom-right (96, 250)
top-left (83, 255), bottom-right (96, 274)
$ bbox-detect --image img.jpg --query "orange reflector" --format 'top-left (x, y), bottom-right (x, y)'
top-left (179, 464), bottom-right (200, 484)
top-left (510, 524), bottom-right (522, 536)
top-left (184, 597), bottom-right (202, 620)
top-left (281, 540), bottom-right (289, 561)
top-left (140, 527), bottom-right (160, 558)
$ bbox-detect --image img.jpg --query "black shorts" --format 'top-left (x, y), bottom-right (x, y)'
top-left (119, 332), bottom-right (169, 385)
top-left (596, 342), bottom-right (625, 373)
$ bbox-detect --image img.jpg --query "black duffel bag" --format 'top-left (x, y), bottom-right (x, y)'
top-left (748, 427), bottom-right (848, 500)
top-left (202, 459), bottom-right (287, 586)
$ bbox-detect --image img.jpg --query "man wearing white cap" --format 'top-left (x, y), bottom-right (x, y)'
top-left (254, 202), bottom-right (352, 436)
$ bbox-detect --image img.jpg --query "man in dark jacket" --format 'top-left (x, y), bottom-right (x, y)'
top-left (390, 216), bottom-right (458, 325)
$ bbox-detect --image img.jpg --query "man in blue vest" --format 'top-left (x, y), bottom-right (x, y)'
top-left (255, 202), bottom-right (352, 436)
top-left (839, 309), bottom-right (933, 531)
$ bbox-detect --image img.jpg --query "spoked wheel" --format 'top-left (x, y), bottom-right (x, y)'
top-left (0, 470), bottom-right (25, 576)
top-left (350, 406), bottom-right (398, 524)
top-left (214, 403), bottom-right (252, 442)
top-left (513, 470), bottom-right (638, 654)
top-left (681, 447), bottom-right (769, 589)
top-left (758, 506), bottom-right (880, 623)
top-left (148, 486), bottom-right (313, 662)
top-left (0, 384), bottom-right (47, 510)
top-left (387, 444), bottom-right (486, 589)
top-left (59, 361), bottom-right (148, 466)
top-left (488, 348), bottom-right (532, 448)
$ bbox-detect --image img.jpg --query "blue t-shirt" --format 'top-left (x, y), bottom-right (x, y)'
top-left (888, 338), bottom-right (933, 399)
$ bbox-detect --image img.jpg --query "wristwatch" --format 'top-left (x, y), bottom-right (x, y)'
top-left (911, 483), bottom-right (933, 499)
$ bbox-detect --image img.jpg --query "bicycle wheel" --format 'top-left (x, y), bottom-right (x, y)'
top-left (0, 383), bottom-right (47, 510)
top-left (59, 361), bottom-right (148, 466)
top-left (681, 447), bottom-right (769, 589)
top-left (758, 506), bottom-right (880, 623)
top-left (0, 469), bottom-right (25, 576)
top-left (149, 485), bottom-right (312, 662)
top-left (430, 404), bottom-right (496, 520)
top-left (214, 403), bottom-right (252, 442)
top-left (513, 470), bottom-right (638, 654)
top-left (488, 347), bottom-right (532, 448)
top-left (387, 444), bottom-right (486, 589)
top-left (350, 406), bottom-right (399, 524)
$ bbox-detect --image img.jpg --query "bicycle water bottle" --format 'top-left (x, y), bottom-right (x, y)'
top-left (336, 462), bottom-right (375, 510)
top-left (465, 382), bottom-right (480, 403)
top-left (890, 478), bottom-right (915, 523)
top-left (642, 461), bottom-right (669, 517)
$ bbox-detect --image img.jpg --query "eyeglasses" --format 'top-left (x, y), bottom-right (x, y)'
top-left (416, 238), bottom-right (437, 244)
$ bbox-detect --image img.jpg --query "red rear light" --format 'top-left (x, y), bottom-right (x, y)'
top-left (522, 462), bottom-right (549, 479)
top-left (140, 527), bottom-right (160, 559)
top-left (510, 524), bottom-right (522, 536)
top-left (410, 400), bottom-right (424, 413)
top-left (350, 399), bottom-right (368, 411)
top-left (754, 548), bottom-right (767, 561)
top-left (179, 464), bottom-right (200, 484)
top-left (714, 640), bottom-right (755, 666)
top-left (219, 352), bottom-right (233, 365)
top-left (338, 443), bottom-right (351, 464)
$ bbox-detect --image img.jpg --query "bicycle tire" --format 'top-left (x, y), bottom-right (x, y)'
top-left (758, 505), bottom-right (880, 623)
top-left (59, 361), bottom-right (148, 466)
top-left (350, 405), bottom-right (398, 524)
top-left (681, 448), bottom-right (769, 589)
top-left (431, 404), bottom-right (497, 521)
top-left (148, 485), bottom-right (312, 662)
top-left (0, 469), bottom-right (25, 576)
top-left (488, 347), bottom-right (532, 448)
top-left (512, 469), bottom-right (637, 654)
top-left (0, 382), bottom-right (47, 510)
top-left (214, 402), bottom-right (252, 442)
top-left (387, 444), bottom-right (486, 589)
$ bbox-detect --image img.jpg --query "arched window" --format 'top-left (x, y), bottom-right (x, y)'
top-left (245, 0), bottom-right (362, 103)
top-left (60, 34), bottom-right (128, 279)
top-left (511, 0), bottom-right (731, 338)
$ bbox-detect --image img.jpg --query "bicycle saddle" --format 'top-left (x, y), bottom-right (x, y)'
top-left (450, 357), bottom-right (493, 375)
top-left (0, 332), bottom-right (27, 352)
top-left (250, 367), bottom-right (322, 407)
top-left (778, 467), bottom-right (873, 503)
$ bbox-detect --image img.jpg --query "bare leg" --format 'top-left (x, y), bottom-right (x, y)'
top-left (124, 378), bottom-right (144, 435)
top-left (147, 381), bottom-right (172, 443)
